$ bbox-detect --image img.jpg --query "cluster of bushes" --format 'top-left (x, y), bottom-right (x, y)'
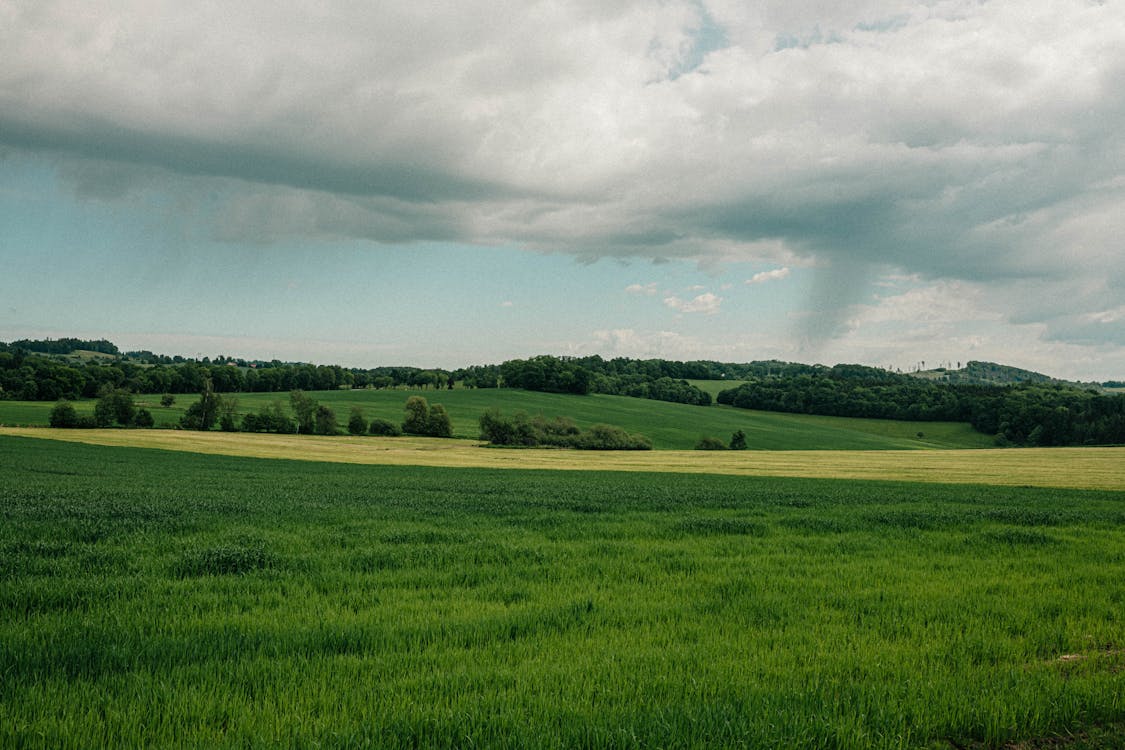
top-left (478, 409), bottom-right (651, 450)
top-left (49, 388), bottom-right (153, 429)
top-left (695, 430), bottom-right (748, 450)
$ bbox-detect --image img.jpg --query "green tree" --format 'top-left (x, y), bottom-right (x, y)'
top-left (314, 404), bottom-right (338, 435)
top-left (347, 407), bottom-right (367, 436)
top-left (160, 394), bottom-right (175, 407)
top-left (133, 408), bottom-right (155, 428)
top-left (218, 396), bottom-right (240, 432)
top-left (290, 390), bottom-right (317, 434)
top-left (180, 377), bottom-right (220, 430)
top-left (427, 403), bottom-right (453, 438)
top-left (729, 429), bottom-right (747, 450)
top-left (49, 400), bottom-right (79, 428)
top-left (402, 396), bottom-right (431, 435)
top-left (94, 387), bottom-right (135, 427)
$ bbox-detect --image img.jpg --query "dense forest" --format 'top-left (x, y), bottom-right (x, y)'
top-left (3, 338), bottom-right (1124, 446)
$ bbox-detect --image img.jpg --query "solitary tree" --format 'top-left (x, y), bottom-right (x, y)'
top-left (729, 429), bottom-right (747, 450)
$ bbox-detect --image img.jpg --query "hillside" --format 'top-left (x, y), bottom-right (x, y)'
top-left (0, 388), bottom-right (994, 450)
top-left (909, 360), bottom-right (1100, 390)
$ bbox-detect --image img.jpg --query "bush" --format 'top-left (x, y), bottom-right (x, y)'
top-left (695, 436), bottom-right (727, 450)
top-left (427, 404), bottom-right (453, 438)
top-left (314, 404), bottom-right (338, 435)
top-left (94, 388), bottom-right (135, 427)
top-left (729, 429), bottom-right (747, 450)
top-left (48, 400), bottom-right (78, 428)
top-left (402, 396), bottom-right (453, 437)
top-left (369, 418), bottom-right (402, 436)
top-left (242, 402), bottom-right (296, 434)
top-left (575, 424), bottom-right (652, 451)
top-left (480, 410), bottom-right (651, 450)
top-left (133, 408), bottom-right (155, 428)
top-left (160, 394), bottom-right (175, 407)
top-left (479, 409), bottom-right (538, 446)
top-left (347, 408), bottom-right (367, 436)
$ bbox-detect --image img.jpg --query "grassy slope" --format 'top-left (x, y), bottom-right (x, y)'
top-left (0, 388), bottom-right (995, 450)
top-left (2, 436), bottom-right (1123, 749)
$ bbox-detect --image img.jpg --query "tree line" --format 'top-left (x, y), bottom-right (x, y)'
top-left (716, 365), bottom-right (1125, 446)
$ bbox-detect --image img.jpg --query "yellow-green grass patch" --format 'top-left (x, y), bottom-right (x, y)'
top-left (4, 426), bottom-right (1122, 491)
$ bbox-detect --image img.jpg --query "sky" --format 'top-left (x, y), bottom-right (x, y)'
top-left (1, 1), bottom-right (1123, 379)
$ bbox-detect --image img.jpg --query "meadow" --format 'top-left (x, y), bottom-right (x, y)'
top-left (1, 435), bottom-right (1122, 748)
top-left (0, 387), bottom-right (996, 450)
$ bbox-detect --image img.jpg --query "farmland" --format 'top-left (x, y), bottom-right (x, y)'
top-left (2, 435), bottom-right (1123, 748)
top-left (0, 387), bottom-right (996, 450)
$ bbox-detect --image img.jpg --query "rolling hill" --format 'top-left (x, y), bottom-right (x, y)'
top-left (0, 388), bottom-right (995, 450)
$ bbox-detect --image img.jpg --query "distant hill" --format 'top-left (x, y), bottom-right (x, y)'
top-left (908, 361), bottom-right (1101, 391)
top-left (11, 338), bottom-right (119, 356)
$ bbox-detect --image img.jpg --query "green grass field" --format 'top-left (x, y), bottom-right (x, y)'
top-left (1, 435), bottom-right (1123, 748)
top-left (0, 388), bottom-right (995, 450)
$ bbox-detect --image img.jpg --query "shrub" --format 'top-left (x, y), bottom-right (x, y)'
top-left (427, 404), bottom-right (453, 438)
top-left (94, 388), bottom-right (135, 427)
top-left (347, 408), bottom-right (367, 435)
top-left (576, 424), bottom-right (652, 451)
top-left (696, 436), bottom-right (727, 450)
top-left (314, 404), bottom-right (338, 435)
top-left (133, 408), bottom-right (155, 428)
top-left (402, 396), bottom-right (453, 437)
top-left (479, 409), bottom-right (537, 446)
top-left (160, 394), bottom-right (175, 407)
top-left (369, 418), bottom-right (402, 436)
top-left (729, 429), bottom-right (747, 450)
top-left (480, 410), bottom-right (651, 450)
top-left (48, 400), bottom-right (79, 428)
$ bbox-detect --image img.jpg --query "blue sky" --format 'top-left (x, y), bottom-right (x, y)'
top-left (2, 2), bottom-right (1123, 379)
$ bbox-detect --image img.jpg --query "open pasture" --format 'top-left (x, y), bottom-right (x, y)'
top-left (0, 388), bottom-right (996, 450)
top-left (1, 435), bottom-right (1123, 748)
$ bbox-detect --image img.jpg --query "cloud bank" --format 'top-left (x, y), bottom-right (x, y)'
top-left (2, 0), bottom-right (1123, 349)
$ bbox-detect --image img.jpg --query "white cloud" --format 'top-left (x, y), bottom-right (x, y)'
top-left (663, 292), bottom-right (722, 314)
top-left (625, 282), bottom-right (659, 296)
top-left (746, 267), bottom-right (790, 285)
top-left (500, 300), bottom-right (514, 308)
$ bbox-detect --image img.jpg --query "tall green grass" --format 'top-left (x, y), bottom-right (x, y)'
top-left (0, 388), bottom-right (995, 449)
top-left (1, 435), bottom-right (1122, 748)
